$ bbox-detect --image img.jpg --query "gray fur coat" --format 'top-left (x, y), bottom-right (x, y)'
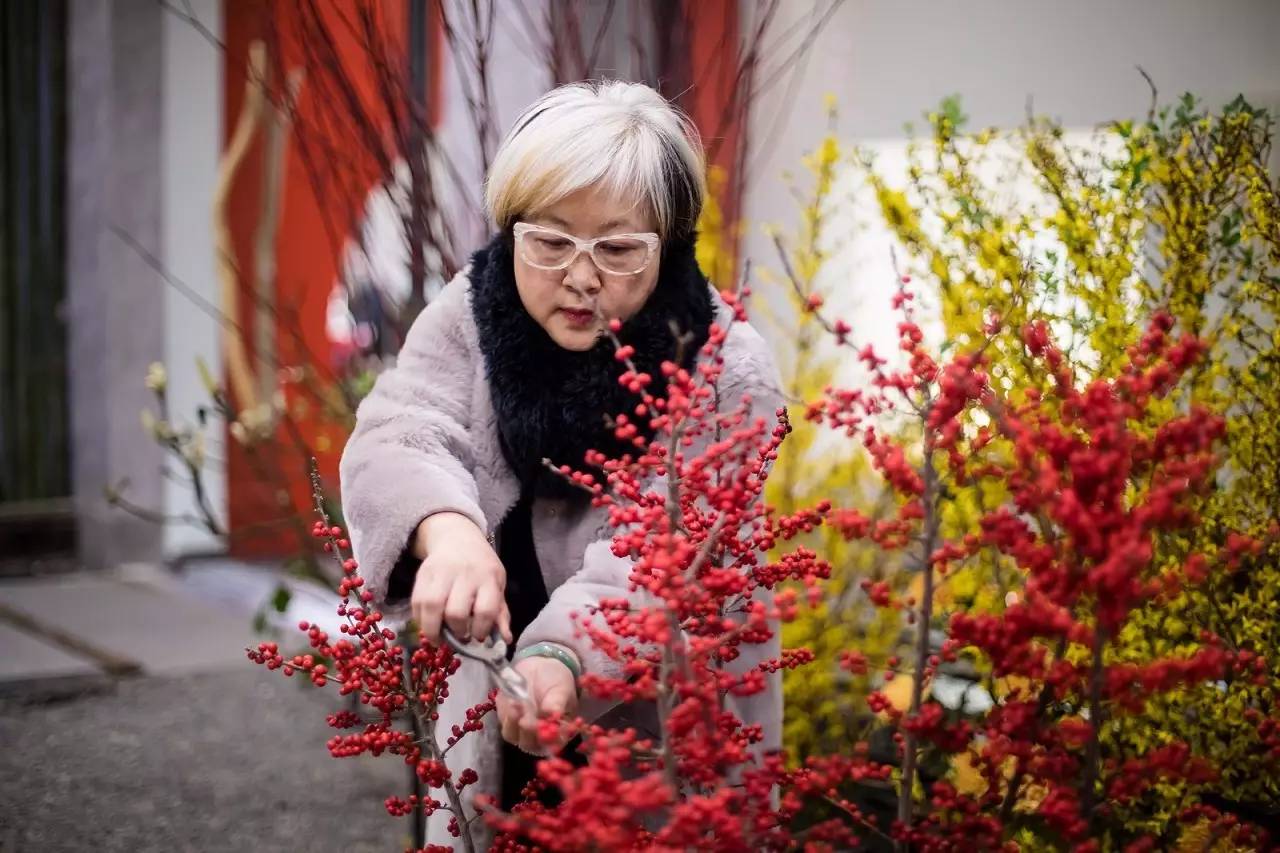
top-left (339, 265), bottom-right (784, 847)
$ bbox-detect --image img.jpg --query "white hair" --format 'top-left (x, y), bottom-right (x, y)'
top-left (484, 80), bottom-right (705, 241)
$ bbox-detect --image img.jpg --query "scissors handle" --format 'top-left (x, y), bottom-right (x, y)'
top-left (440, 626), bottom-right (532, 706)
top-left (441, 625), bottom-right (508, 660)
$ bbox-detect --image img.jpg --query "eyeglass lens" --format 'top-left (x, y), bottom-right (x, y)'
top-left (520, 228), bottom-right (650, 274)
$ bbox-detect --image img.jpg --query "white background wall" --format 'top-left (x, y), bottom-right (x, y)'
top-left (161, 0), bottom-right (225, 557)
top-left (434, 0), bottom-right (555, 254)
top-left (742, 0), bottom-right (1280, 167)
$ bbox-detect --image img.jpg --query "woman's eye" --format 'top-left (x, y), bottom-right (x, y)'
top-left (599, 242), bottom-right (632, 255)
top-left (536, 237), bottom-right (571, 249)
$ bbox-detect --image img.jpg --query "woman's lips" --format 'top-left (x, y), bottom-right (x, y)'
top-left (560, 308), bottom-right (595, 327)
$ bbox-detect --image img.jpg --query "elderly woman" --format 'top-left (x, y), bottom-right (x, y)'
top-left (340, 80), bottom-right (783, 844)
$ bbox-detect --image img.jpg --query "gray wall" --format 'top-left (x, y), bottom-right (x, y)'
top-left (67, 0), bottom-right (167, 570)
top-left (433, 0), bottom-right (555, 256)
top-left (740, 0), bottom-right (1280, 341)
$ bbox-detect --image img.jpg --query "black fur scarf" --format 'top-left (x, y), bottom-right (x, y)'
top-left (468, 232), bottom-right (714, 499)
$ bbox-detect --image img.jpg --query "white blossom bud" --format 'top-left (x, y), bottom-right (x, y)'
top-left (144, 362), bottom-right (167, 393)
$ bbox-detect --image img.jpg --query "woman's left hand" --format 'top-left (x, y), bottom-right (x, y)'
top-left (496, 656), bottom-right (578, 755)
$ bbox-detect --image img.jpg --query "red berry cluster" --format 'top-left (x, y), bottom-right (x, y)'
top-left (794, 276), bottom-right (1276, 848)
top-left (247, 508), bottom-right (495, 852)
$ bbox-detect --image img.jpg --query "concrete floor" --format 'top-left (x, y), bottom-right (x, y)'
top-left (0, 561), bottom-right (417, 852)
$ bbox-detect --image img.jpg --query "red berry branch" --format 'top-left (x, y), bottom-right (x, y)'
top-left (247, 471), bottom-right (494, 853)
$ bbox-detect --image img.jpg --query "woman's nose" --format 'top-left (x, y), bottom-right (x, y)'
top-left (563, 250), bottom-right (602, 295)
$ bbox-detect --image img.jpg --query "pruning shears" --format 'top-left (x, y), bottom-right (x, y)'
top-left (441, 626), bottom-right (532, 706)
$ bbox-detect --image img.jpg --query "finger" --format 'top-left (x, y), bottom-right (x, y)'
top-left (498, 603), bottom-right (512, 645)
top-left (519, 714), bottom-right (544, 755)
top-left (442, 577), bottom-right (479, 640)
top-left (495, 692), bottom-right (512, 727)
top-left (414, 569), bottom-right (450, 644)
top-left (506, 717), bottom-right (525, 749)
top-left (519, 698), bottom-right (537, 728)
top-left (470, 581), bottom-right (503, 641)
top-left (498, 699), bottom-right (522, 746)
top-left (539, 680), bottom-right (574, 718)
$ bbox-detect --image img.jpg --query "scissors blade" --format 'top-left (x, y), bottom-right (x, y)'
top-left (488, 660), bottom-right (532, 705)
top-left (440, 627), bottom-right (531, 706)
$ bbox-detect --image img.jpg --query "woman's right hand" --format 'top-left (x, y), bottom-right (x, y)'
top-left (410, 512), bottom-right (511, 645)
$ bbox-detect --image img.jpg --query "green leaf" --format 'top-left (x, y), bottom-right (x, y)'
top-left (940, 94), bottom-right (968, 131)
top-left (1129, 155), bottom-right (1150, 190)
top-left (271, 583), bottom-right (293, 614)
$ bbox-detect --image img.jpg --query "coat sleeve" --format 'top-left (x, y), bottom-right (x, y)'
top-left (339, 272), bottom-right (486, 613)
top-left (515, 316), bottom-right (785, 722)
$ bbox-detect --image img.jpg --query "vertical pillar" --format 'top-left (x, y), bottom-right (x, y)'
top-left (161, 0), bottom-right (224, 557)
top-left (67, 0), bottom-right (166, 570)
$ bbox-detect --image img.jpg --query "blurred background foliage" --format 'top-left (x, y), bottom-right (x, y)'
top-left (726, 91), bottom-right (1280, 837)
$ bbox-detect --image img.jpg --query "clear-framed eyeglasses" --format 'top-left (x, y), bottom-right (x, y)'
top-left (513, 222), bottom-right (660, 276)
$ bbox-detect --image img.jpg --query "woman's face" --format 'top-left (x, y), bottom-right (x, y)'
top-left (514, 183), bottom-right (661, 351)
